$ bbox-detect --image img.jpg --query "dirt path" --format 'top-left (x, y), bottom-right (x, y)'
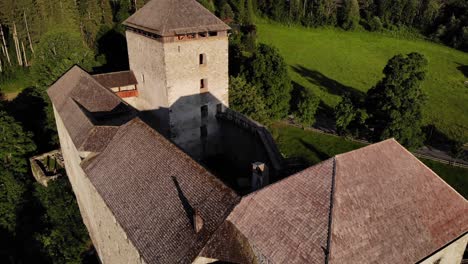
top-left (4, 92), bottom-right (19, 100)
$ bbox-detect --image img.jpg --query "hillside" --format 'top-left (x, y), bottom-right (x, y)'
top-left (257, 22), bottom-right (468, 141)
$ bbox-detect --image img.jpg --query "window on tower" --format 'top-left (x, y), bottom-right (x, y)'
top-left (199, 54), bottom-right (206, 65)
top-left (201, 105), bottom-right (208, 118)
top-left (200, 125), bottom-right (208, 138)
top-left (200, 79), bottom-right (208, 93)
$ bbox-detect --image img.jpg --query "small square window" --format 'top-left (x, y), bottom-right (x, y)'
top-left (201, 105), bottom-right (208, 118)
top-left (209, 31), bottom-right (218, 37)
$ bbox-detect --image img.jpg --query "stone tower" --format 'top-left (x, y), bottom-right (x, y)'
top-left (123, 0), bottom-right (230, 159)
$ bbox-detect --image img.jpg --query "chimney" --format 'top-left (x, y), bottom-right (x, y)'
top-left (251, 162), bottom-right (269, 192)
top-left (193, 209), bottom-right (204, 233)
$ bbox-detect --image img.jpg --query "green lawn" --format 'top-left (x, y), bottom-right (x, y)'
top-left (0, 70), bottom-right (32, 99)
top-left (258, 22), bottom-right (468, 141)
top-left (272, 123), bottom-right (468, 198)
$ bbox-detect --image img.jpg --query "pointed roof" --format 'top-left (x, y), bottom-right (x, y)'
top-left (123, 0), bottom-right (230, 36)
top-left (228, 139), bottom-right (468, 263)
top-left (47, 66), bottom-right (135, 151)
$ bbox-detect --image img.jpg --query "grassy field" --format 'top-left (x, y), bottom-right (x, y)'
top-left (272, 123), bottom-right (468, 198)
top-left (0, 70), bottom-right (32, 100)
top-left (258, 22), bottom-right (468, 141)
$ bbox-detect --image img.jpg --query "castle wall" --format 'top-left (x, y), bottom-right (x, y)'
top-left (219, 119), bottom-right (273, 179)
top-left (126, 30), bottom-right (170, 135)
top-left (164, 34), bottom-right (229, 158)
top-left (54, 106), bottom-right (144, 264)
top-left (420, 233), bottom-right (467, 264)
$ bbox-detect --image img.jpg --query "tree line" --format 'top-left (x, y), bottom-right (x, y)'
top-left (252, 0), bottom-right (468, 51)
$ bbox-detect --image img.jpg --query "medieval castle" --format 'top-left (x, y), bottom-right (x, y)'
top-left (48, 0), bottom-right (467, 263)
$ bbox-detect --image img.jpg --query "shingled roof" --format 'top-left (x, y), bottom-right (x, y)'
top-left (47, 66), bottom-right (135, 152)
top-left (229, 139), bottom-right (468, 263)
top-left (123, 0), bottom-right (230, 36)
top-left (92, 71), bottom-right (138, 89)
top-left (84, 118), bottom-right (240, 263)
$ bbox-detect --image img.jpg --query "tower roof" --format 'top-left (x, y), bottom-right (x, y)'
top-left (123, 0), bottom-right (230, 36)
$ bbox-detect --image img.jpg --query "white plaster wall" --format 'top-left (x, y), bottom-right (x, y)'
top-left (164, 35), bottom-right (229, 158)
top-left (420, 233), bottom-right (467, 264)
top-left (54, 106), bottom-right (144, 264)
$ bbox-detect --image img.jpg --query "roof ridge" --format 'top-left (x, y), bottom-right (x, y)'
top-left (391, 139), bottom-right (468, 202)
top-left (92, 70), bottom-right (134, 76)
top-left (334, 138), bottom-right (395, 159)
top-left (325, 157), bottom-right (337, 263)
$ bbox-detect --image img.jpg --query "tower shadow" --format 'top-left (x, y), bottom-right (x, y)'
top-left (291, 65), bottom-right (364, 99)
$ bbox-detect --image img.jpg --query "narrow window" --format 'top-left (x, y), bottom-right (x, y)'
top-left (200, 79), bottom-right (207, 89)
top-left (199, 54), bottom-right (206, 65)
top-left (200, 125), bottom-right (208, 138)
top-left (201, 105), bottom-right (208, 118)
top-left (216, 103), bottom-right (223, 113)
top-left (209, 31), bottom-right (218, 37)
top-left (200, 79), bottom-right (208, 93)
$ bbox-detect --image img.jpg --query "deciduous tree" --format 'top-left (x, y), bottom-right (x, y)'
top-left (229, 75), bottom-right (269, 123)
top-left (31, 30), bottom-right (96, 88)
top-left (295, 88), bottom-right (319, 128)
top-left (366, 52), bottom-right (428, 149)
top-left (246, 44), bottom-right (292, 120)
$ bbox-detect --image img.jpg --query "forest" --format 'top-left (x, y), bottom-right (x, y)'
top-left (0, 0), bottom-right (467, 263)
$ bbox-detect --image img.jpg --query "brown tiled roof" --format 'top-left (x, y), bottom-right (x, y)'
top-left (123, 0), bottom-right (230, 36)
top-left (84, 118), bottom-right (240, 263)
top-left (92, 71), bottom-right (138, 89)
top-left (228, 158), bottom-right (334, 264)
top-left (229, 139), bottom-right (468, 263)
top-left (199, 221), bottom-right (258, 263)
top-left (329, 139), bottom-right (468, 263)
top-left (47, 66), bottom-right (135, 151)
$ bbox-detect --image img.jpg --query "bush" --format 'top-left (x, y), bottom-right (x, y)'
top-left (368, 16), bottom-right (383, 32)
top-left (295, 89), bottom-right (319, 128)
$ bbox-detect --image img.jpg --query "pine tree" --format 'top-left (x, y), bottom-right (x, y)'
top-left (341, 0), bottom-right (360, 30)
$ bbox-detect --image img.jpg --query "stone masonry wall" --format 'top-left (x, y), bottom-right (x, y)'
top-left (54, 106), bottom-right (144, 264)
top-left (126, 30), bottom-right (170, 135)
top-left (164, 34), bottom-right (229, 158)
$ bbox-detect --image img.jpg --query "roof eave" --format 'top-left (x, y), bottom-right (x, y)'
top-left (123, 21), bottom-right (230, 37)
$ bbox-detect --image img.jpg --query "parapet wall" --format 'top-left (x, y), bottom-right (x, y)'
top-left (217, 109), bottom-right (283, 178)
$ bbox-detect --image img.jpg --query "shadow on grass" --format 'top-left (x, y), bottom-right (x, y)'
top-left (456, 64), bottom-right (468, 78)
top-left (292, 65), bottom-right (364, 100)
top-left (300, 138), bottom-right (330, 161)
top-left (290, 80), bottom-right (336, 131)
